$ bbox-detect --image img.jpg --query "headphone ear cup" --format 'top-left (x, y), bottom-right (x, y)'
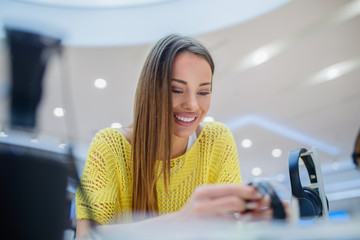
top-left (298, 187), bottom-right (322, 219)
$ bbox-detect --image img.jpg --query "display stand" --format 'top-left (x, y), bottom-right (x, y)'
top-left (299, 147), bottom-right (329, 222)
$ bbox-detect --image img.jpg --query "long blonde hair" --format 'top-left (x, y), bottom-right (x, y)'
top-left (132, 34), bottom-right (214, 218)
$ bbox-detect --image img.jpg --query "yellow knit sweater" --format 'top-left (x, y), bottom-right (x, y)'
top-left (75, 122), bottom-right (242, 224)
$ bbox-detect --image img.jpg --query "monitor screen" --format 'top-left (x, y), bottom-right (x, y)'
top-left (0, 142), bottom-right (69, 240)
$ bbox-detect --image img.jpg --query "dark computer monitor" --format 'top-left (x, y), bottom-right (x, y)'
top-left (0, 142), bottom-right (69, 240)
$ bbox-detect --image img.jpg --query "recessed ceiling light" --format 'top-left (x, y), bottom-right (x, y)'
top-left (241, 139), bottom-right (252, 148)
top-left (0, 131), bottom-right (8, 137)
top-left (251, 167), bottom-right (262, 176)
top-left (94, 78), bottom-right (107, 89)
top-left (111, 122), bottom-right (122, 128)
top-left (309, 57), bottom-right (360, 85)
top-left (252, 51), bottom-right (269, 65)
top-left (326, 68), bottom-right (340, 80)
top-left (30, 138), bottom-right (39, 143)
top-left (53, 107), bottom-right (65, 117)
top-left (203, 116), bottom-right (214, 123)
top-left (271, 148), bottom-right (282, 158)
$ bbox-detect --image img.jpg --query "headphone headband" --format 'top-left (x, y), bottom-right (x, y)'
top-left (289, 148), bottom-right (329, 219)
top-left (289, 148), bottom-right (318, 198)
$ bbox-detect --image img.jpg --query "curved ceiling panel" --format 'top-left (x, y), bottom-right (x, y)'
top-left (0, 0), bottom-right (290, 46)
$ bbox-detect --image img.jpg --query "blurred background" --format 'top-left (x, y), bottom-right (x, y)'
top-left (0, 0), bottom-right (359, 227)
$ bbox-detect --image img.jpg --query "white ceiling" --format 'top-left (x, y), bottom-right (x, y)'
top-left (0, 0), bottom-right (360, 184)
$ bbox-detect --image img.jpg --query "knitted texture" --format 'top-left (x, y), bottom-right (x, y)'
top-left (75, 122), bottom-right (242, 224)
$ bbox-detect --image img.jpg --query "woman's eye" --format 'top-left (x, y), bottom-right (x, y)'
top-left (199, 92), bottom-right (211, 96)
top-left (172, 89), bottom-right (183, 94)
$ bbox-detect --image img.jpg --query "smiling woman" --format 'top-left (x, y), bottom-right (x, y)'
top-left (74, 34), bottom-right (285, 238)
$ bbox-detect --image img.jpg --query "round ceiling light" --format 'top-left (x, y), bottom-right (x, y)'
top-left (94, 78), bottom-right (107, 89)
top-left (241, 139), bottom-right (252, 148)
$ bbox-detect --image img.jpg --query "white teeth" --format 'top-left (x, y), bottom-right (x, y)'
top-left (175, 114), bottom-right (195, 122)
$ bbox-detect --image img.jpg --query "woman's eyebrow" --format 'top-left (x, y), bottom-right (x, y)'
top-left (199, 82), bottom-right (212, 86)
top-left (171, 79), bottom-right (212, 86)
top-left (171, 78), bottom-right (187, 85)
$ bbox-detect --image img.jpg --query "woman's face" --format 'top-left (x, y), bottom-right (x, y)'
top-left (171, 52), bottom-right (212, 138)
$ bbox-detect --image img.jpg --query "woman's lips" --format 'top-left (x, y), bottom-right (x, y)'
top-left (174, 113), bottom-right (198, 126)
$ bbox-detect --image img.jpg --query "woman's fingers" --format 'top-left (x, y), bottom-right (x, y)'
top-left (181, 184), bottom-right (290, 221)
top-left (194, 196), bottom-right (248, 216)
top-left (181, 184), bottom-right (263, 219)
top-left (194, 184), bottom-right (262, 201)
top-left (243, 199), bottom-right (291, 220)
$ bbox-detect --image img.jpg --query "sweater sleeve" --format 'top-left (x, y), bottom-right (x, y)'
top-left (211, 123), bottom-right (242, 184)
top-left (75, 129), bottom-right (122, 224)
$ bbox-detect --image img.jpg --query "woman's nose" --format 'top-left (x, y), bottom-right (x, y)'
top-left (182, 93), bottom-right (198, 111)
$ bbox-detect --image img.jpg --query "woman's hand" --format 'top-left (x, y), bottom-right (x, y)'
top-left (178, 184), bottom-right (264, 220)
top-left (178, 184), bottom-right (290, 221)
top-left (239, 197), bottom-right (291, 221)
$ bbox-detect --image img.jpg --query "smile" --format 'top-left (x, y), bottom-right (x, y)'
top-left (174, 114), bottom-right (196, 122)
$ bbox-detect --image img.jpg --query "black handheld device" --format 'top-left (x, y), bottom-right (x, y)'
top-left (249, 181), bottom-right (286, 220)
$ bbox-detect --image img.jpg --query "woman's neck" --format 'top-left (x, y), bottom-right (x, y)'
top-left (171, 135), bottom-right (188, 159)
